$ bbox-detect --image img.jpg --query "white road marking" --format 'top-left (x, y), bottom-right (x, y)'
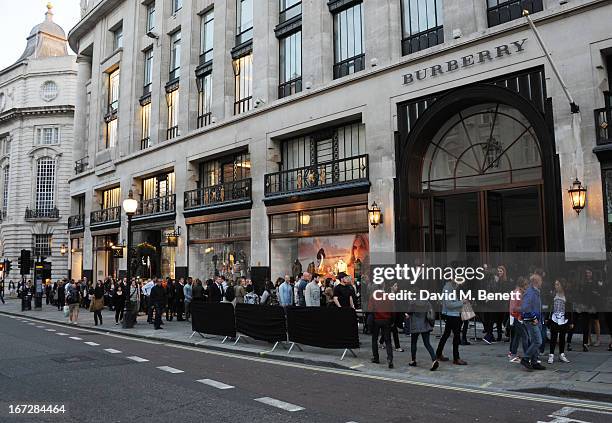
top-left (104, 348), bottom-right (122, 354)
top-left (84, 342), bottom-right (100, 346)
top-left (45, 329), bottom-right (56, 332)
top-left (27, 323), bottom-right (36, 325)
top-left (56, 333), bottom-right (69, 336)
top-left (127, 356), bottom-right (149, 363)
top-left (69, 337), bottom-right (82, 340)
top-left (254, 397), bottom-right (304, 412)
top-left (350, 364), bottom-right (364, 369)
top-left (196, 379), bottom-right (234, 390)
top-left (156, 366), bottom-right (184, 374)
top-left (35, 326), bottom-right (45, 328)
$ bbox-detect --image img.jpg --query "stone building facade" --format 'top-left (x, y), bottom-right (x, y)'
top-left (67, 0), bottom-right (612, 283)
top-left (0, 5), bottom-right (77, 281)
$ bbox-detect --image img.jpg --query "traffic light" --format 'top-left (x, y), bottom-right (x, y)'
top-left (5, 259), bottom-right (10, 273)
top-left (19, 249), bottom-right (31, 276)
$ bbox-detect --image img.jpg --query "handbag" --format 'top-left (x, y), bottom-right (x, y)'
top-left (426, 303), bottom-right (436, 327)
top-left (461, 301), bottom-right (476, 321)
top-left (63, 305), bottom-right (70, 318)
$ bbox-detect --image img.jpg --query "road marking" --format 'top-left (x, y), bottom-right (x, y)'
top-left (157, 366), bottom-right (184, 374)
top-left (84, 342), bottom-right (100, 346)
top-left (27, 322), bottom-right (35, 325)
top-left (254, 397), bottom-right (304, 412)
top-left (127, 356), bottom-right (149, 363)
top-left (45, 329), bottom-right (56, 332)
top-left (69, 337), bottom-right (82, 340)
top-left (56, 333), bottom-right (69, 336)
top-left (350, 364), bottom-right (364, 369)
top-left (104, 349), bottom-right (122, 354)
top-left (35, 326), bottom-right (45, 328)
top-left (196, 379), bottom-right (234, 390)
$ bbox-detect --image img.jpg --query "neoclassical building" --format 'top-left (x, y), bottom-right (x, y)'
top-left (0, 5), bottom-right (77, 280)
top-left (67, 0), bottom-right (612, 284)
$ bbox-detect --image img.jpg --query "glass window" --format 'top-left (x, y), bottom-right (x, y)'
top-left (197, 72), bottom-right (213, 128)
top-left (236, 0), bottom-right (253, 43)
top-left (200, 9), bottom-right (214, 63)
top-left (35, 157), bottom-right (55, 212)
top-left (209, 221), bottom-right (229, 238)
top-left (333, 2), bottom-right (365, 79)
top-left (166, 89), bottom-right (179, 139)
top-left (279, 31), bottom-right (302, 98)
top-left (33, 234), bottom-right (52, 257)
top-left (271, 213), bottom-right (298, 234)
top-left (230, 218), bottom-right (251, 237)
top-left (113, 26), bottom-right (123, 50)
top-left (170, 30), bottom-right (181, 80)
top-left (172, 0), bottom-right (182, 14)
top-left (401, 0), bottom-right (444, 55)
top-left (188, 240), bottom-right (250, 280)
top-left (280, 0), bottom-right (301, 23)
top-left (106, 118), bottom-right (118, 149)
top-left (487, 0), bottom-right (543, 27)
top-left (108, 68), bottom-right (120, 111)
top-left (37, 127), bottom-right (60, 145)
top-left (2, 165), bottom-right (9, 216)
top-left (143, 48), bottom-right (153, 95)
top-left (141, 102), bottom-right (151, 149)
top-left (146, 2), bottom-right (155, 32)
top-left (0, 136), bottom-right (10, 155)
top-left (102, 187), bottom-right (120, 209)
top-left (233, 53), bottom-right (253, 115)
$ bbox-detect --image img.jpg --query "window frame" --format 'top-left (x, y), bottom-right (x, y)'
top-left (280, 0), bottom-right (302, 23)
top-left (278, 30), bottom-right (302, 99)
top-left (200, 9), bottom-right (214, 64)
top-left (166, 89), bottom-right (180, 139)
top-left (36, 126), bottom-right (61, 145)
top-left (332, 2), bottom-right (365, 79)
top-left (169, 30), bottom-right (181, 81)
top-left (112, 26), bottom-right (123, 51)
top-left (33, 234), bottom-right (52, 257)
top-left (400, 0), bottom-right (444, 56)
top-left (171, 0), bottom-right (182, 15)
top-left (141, 102), bottom-right (151, 149)
top-left (486, 0), bottom-right (543, 27)
top-left (143, 48), bottom-right (153, 95)
top-left (233, 53), bottom-right (253, 115)
top-left (236, 0), bottom-right (253, 44)
top-left (2, 165), bottom-right (9, 216)
top-left (146, 2), bottom-right (155, 32)
top-left (197, 72), bottom-right (213, 128)
top-left (35, 157), bottom-right (56, 212)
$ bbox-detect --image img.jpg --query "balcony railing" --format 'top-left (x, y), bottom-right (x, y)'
top-left (135, 194), bottom-right (176, 218)
top-left (197, 112), bottom-right (212, 128)
top-left (25, 207), bottom-right (60, 221)
top-left (264, 154), bottom-right (369, 197)
top-left (90, 206), bottom-right (121, 226)
top-left (74, 156), bottom-right (88, 174)
top-left (402, 25), bottom-right (444, 56)
top-left (333, 53), bottom-right (365, 79)
top-left (234, 96), bottom-right (252, 115)
top-left (185, 179), bottom-right (251, 211)
top-left (68, 214), bottom-right (85, 230)
top-left (167, 126), bottom-right (179, 140)
top-left (141, 137), bottom-right (150, 150)
top-left (595, 91), bottom-right (612, 145)
top-left (487, 0), bottom-right (543, 27)
top-left (279, 77), bottom-right (302, 99)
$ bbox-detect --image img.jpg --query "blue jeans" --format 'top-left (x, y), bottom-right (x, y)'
top-left (524, 320), bottom-right (542, 363)
top-left (510, 320), bottom-right (528, 355)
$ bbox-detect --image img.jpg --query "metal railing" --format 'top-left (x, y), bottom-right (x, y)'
top-left (74, 156), bottom-right (88, 174)
top-left (185, 179), bottom-right (251, 210)
top-left (90, 206), bottom-right (121, 226)
top-left (167, 126), bottom-right (179, 140)
top-left (234, 96), bottom-right (252, 115)
top-left (140, 137), bottom-right (150, 150)
top-left (135, 194), bottom-right (176, 217)
top-left (25, 207), bottom-right (60, 220)
top-left (68, 214), bottom-right (85, 229)
top-left (278, 77), bottom-right (302, 99)
top-left (402, 25), bottom-right (444, 56)
top-left (487, 0), bottom-right (543, 27)
top-left (333, 53), bottom-right (365, 79)
top-left (595, 91), bottom-right (612, 145)
top-left (197, 112), bottom-right (212, 128)
top-left (264, 154), bottom-right (369, 197)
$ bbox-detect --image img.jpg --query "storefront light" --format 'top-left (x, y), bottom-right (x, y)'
top-left (299, 213), bottom-right (311, 225)
top-left (568, 178), bottom-right (587, 214)
top-left (166, 226), bottom-right (181, 247)
top-left (368, 202), bottom-right (383, 228)
top-left (122, 189), bottom-right (138, 215)
top-left (204, 247), bottom-right (214, 254)
top-left (59, 243), bottom-right (67, 256)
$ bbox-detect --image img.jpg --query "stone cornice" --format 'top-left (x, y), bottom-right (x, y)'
top-left (68, 0), bottom-right (124, 53)
top-left (0, 105), bottom-right (75, 122)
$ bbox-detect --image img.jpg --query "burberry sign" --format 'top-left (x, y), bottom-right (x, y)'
top-left (402, 38), bottom-right (527, 85)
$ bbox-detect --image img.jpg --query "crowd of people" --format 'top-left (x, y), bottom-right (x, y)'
top-left (2, 264), bottom-right (611, 375)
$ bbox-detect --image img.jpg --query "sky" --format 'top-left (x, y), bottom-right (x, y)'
top-left (0, 0), bottom-right (82, 70)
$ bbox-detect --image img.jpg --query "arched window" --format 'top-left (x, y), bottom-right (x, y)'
top-left (421, 103), bottom-right (542, 192)
top-left (35, 157), bottom-right (56, 211)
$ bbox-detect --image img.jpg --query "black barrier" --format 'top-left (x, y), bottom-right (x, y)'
top-left (286, 306), bottom-right (360, 349)
top-left (191, 301), bottom-right (236, 337)
top-left (235, 303), bottom-right (287, 343)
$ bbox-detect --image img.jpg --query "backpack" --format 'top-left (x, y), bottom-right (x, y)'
top-left (66, 286), bottom-right (80, 305)
top-left (224, 286), bottom-right (236, 302)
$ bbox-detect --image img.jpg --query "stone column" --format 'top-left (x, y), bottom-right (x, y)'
top-left (174, 157), bottom-right (188, 278)
top-left (82, 189), bottom-right (94, 281)
top-left (74, 55), bottom-right (92, 163)
top-left (302, 0), bottom-right (333, 89)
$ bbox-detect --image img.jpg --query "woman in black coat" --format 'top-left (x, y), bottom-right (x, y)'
top-left (113, 281), bottom-right (126, 324)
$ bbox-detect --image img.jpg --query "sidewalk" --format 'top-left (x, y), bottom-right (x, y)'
top-left (2, 298), bottom-right (611, 402)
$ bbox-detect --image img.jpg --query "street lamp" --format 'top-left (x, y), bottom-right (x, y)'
top-left (368, 201), bottom-right (383, 228)
top-left (59, 243), bottom-right (67, 256)
top-left (568, 178), bottom-right (587, 214)
top-left (122, 190), bottom-right (138, 328)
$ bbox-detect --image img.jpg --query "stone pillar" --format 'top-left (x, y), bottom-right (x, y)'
top-left (252, 0), bottom-right (278, 104)
top-left (74, 55), bottom-right (92, 163)
top-left (363, 0), bottom-right (400, 69)
top-left (174, 158), bottom-right (188, 277)
top-left (249, 134), bottom-right (273, 268)
top-left (82, 189), bottom-right (94, 280)
top-left (302, 0), bottom-right (333, 90)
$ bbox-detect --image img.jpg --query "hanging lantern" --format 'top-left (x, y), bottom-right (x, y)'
top-left (299, 213), bottom-right (311, 225)
top-left (568, 178), bottom-right (587, 214)
top-left (368, 202), bottom-right (383, 228)
top-left (59, 243), bottom-right (67, 256)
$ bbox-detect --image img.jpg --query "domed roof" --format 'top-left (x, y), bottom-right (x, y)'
top-left (13, 3), bottom-right (68, 65)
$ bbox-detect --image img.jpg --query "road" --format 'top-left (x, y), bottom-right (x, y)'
top-left (0, 314), bottom-right (611, 423)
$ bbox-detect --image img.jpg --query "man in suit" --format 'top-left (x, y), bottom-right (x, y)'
top-left (175, 278), bottom-right (185, 321)
top-left (208, 276), bottom-right (224, 303)
top-left (150, 279), bottom-right (166, 330)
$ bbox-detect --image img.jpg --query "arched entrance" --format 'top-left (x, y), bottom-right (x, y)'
top-left (396, 84), bottom-right (563, 257)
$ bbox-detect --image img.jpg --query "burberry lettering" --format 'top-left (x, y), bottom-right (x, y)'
top-left (402, 38), bottom-right (527, 85)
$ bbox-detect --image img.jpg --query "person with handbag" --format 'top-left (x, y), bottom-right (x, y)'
top-left (407, 300), bottom-right (439, 371)
top-left (90, 280), bottom-right (105, 326)
top-left (435, 278), bottom-right (468, 365)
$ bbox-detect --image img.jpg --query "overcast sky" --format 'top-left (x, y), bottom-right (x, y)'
top-left (0, 0), bottom-right (81, 70)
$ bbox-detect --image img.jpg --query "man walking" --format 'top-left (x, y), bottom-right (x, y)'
top-left (305, 275), bottom-right (321, 307)
top-left (142, 279), bottom-right (154, 323)
top-left (435, 279), bottom-right (467, 365)
top-left (296, 272), bottom-right (310, 307)
top-left (150, 279), bottom-right (166, 330)
top-left (521, 272), bottom-right (546, 371)
top-left (278, 275), bottom-right (293, 307)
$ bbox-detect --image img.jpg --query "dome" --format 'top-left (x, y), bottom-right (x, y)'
top-left (13, 3), bottom-right (68, 65)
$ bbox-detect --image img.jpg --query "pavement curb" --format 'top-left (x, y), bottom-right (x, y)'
top-left (0, 310), bottom-right (355, 371)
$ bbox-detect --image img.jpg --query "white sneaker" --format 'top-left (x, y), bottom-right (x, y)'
top-left (559, 353), bottom-right (570, 363)
top-left (547, 354), bottom-right (554, 364)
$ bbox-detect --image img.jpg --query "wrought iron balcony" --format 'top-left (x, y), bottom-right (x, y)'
top-left (402, 25), bottom-right (444, 56)
top-left (25, 207), bottom-right (60, 221)
top-left (278, 77), bottom-right (302, 99)
top-left (333, 53), bottom-right (365, 80)
top-left (595, 91), bottom-right (612, 145)
top-left (264, 154), bottom-right (369, 198)
top-left (135, 194), bottom-right (176, 219)
top-left (197, 112), bottom-right (212, 128)
top-left (68, 214), bottom-right (85, 230)
top-left (90, 206), bottom-right (121, 227)
top-left (74, 156), bottom-right (89, 174)
top-left (185, 179), bottom-right (251, 211)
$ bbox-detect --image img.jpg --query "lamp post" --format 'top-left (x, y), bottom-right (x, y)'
top-left (122, 190), bottom-right (138, 329)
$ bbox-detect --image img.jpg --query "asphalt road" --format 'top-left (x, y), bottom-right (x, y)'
top-left (0, 314), bottom-right (611, 423)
